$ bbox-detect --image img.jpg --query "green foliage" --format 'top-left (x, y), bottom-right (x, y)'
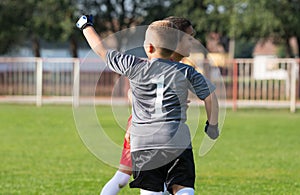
top-left (169, 0), bottom-right (300, 56)
top-left (171, 0), bottom-right (209, 43)
top-left (234, 39), bottom-right (255, 58)
top-left (231, 0), bottom-right (300, 57)
top-left (79, 0), bottom-right (175, 33)
top-left (1, 0), bottom-right (300, 57)
top-left (277, 44), bottom-right (287, 58)
top-left (30, 0), bottom-right (77, 42)
top-left (170, 0), bottom-right (239, 43)
top-left (0, 0), bottom-right (177, 55)
top-left (0, 0), bottom-right (78, 56)
top-left (1, 104), bottom-right (300, 194)
top-left (0, 1), bottom-right (32, 53)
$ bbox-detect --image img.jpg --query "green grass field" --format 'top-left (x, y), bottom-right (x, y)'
top-left (1, 104), bottom-right (300, 194)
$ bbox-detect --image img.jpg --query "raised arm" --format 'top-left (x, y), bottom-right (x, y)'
top-left (76, 15), bottom-right (108, 60)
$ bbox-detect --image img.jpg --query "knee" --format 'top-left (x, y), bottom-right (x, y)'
top-left (172, 185), bottom-right (194, 195)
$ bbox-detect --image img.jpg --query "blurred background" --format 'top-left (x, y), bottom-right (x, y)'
top-left (0, 0), bottom-right (299, 111)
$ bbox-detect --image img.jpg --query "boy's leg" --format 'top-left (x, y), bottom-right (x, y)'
top-left (140, 189), bottom-right (164, 195)
top-left (130, 149), bottom-right (194, 193)
top-left (100, 116), bottom-right (132, 195)
top-left (165, 149), bottom-right (195, 194)
top-left (100, 170), bottom-right (131, 195)
top-left (130, 150), bottom-right (166, 192)
top-left (99, 145), bottom-right (131, 195)
top-left (174, 187), bottom-right (194, 195)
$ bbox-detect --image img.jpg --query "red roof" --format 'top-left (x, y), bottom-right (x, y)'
top-left (253, 39), bottom-right (277, 56)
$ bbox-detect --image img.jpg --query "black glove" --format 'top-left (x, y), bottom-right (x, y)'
top-left (204, 120), bottom-right (219, 140)
top-left (76, 15), bottom-right (93, 30)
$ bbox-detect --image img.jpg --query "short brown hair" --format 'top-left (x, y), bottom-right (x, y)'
top-left (164, 16), bottom-right (192, 33)
top-left (145, 20), bottom-right (179, 57)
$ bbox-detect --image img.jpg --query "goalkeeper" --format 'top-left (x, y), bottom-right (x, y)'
top-left (100, 16), bottom-right (218, 195)
top-left (77, 15), bottom-right (219, 195)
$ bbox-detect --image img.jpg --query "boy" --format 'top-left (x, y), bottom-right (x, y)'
top-left (100, 17), bottom-right (216, 195)
top-left (76, 15), bottom-right (219, 195)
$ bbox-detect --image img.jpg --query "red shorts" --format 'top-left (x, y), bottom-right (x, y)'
top-left (119, 115), bottom-right (132, 171)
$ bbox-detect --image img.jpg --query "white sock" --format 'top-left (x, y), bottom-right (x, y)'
top-left (163, 183), bottom-right (170, 195)
top-left (140, 189), bottom-right (163, 195)
top-left (100, 170), bottom-right (131, 195)
top-left (175, 187), bottom-right (194, 195)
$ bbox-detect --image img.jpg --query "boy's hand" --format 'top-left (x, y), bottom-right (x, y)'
top-left (204, 120), bottom-right (219, 140)
top-left (76, 15), bottom-right (93, 30)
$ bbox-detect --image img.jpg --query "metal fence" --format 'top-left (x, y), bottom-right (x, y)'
top-left (0, 57), bottom-right (299, 111)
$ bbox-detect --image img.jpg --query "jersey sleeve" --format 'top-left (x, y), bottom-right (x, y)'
top-left (188, 68), bottom-right (216, 100)
top-left (106, 50), bottom-right (143, 77)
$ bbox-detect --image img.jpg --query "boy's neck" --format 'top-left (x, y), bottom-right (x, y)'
top-left (170, 52), bottom-right (184, 62)
top-left (148, 53), bottom-right (171, 60)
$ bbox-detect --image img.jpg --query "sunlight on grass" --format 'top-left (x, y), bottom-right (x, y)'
top-left (0, 104), bottom-right (300, 194)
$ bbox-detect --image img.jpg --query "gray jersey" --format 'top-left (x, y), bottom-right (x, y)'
top-left (106, 50), bottom-right (215, 151)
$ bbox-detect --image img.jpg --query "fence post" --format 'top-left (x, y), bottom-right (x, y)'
top-left (232, 60), bottom-right (238, 111)
top-left (36, 58), bottom-right (43, 107)
top-left (73, 59), bottom-right (80, 107)
top-left (290, 60), bottom-right (299, 113)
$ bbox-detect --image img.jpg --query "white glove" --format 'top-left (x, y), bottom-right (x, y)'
top-left (76, 15), bottom-right (93, 30)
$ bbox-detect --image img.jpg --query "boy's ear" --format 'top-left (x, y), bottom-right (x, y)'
top-left (144, 42), bottom-right (155, 54)
top-left (148, 43), bottom-right (155, 53)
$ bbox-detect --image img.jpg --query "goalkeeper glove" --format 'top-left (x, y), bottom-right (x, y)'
top-left (204, 120), bottom-right (219, 140)
top-left (76, 15), bottom-right (93, 30)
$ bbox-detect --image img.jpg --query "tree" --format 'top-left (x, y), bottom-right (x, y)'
top-left (171, 0), bottom-right (300, 58)
top-left (0, 1), bottom-right (32, 54)
top-left (1, 0), bottom-right (177, 57)
top-left (76, 0), bottom-right (174, 50)
top-left (170, 0), bottom-right (233, 53)
top-left (140, 0), bottom-right (176, 24)
top-left (29, 0), bottom-right (78, 57)
top-left (217, 0), bottom-right (300, 57)
top-left (0, 0), bottom-right (79, 57)
top-left (78, 0), bottom-right (173, 33)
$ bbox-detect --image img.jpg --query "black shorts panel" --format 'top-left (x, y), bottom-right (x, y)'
top-left (165, 149), bottom-right (195, 192)
top-left (129, 149), bottom-right (195, 192)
